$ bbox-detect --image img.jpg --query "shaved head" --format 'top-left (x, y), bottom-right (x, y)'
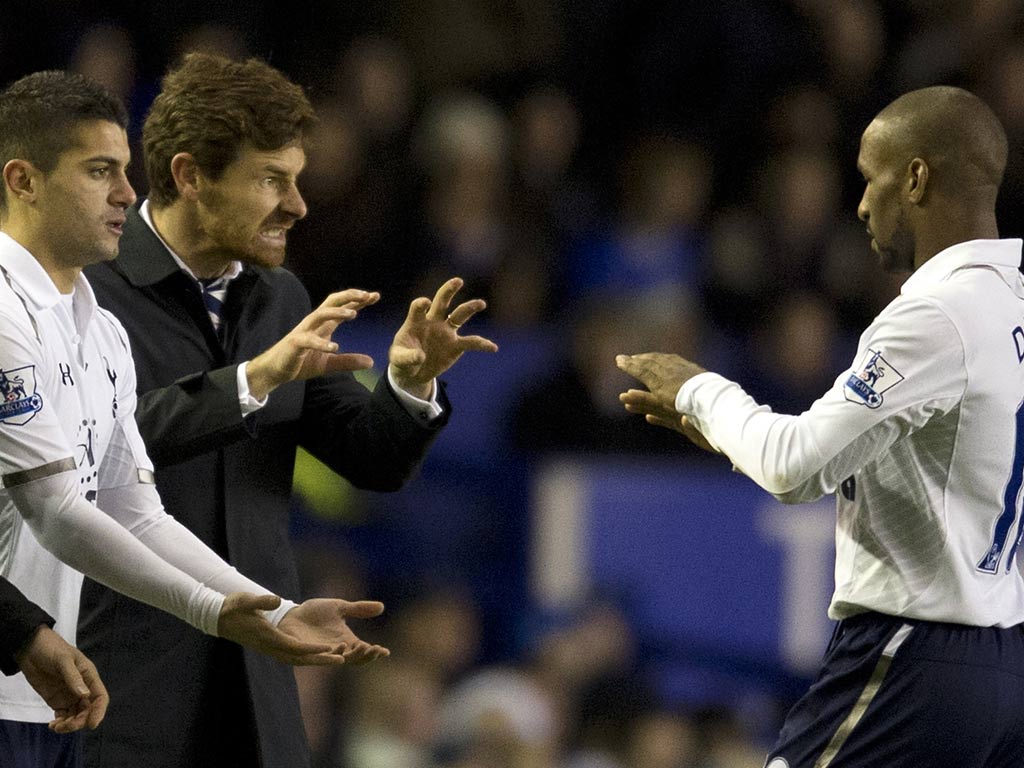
top-left (870, 86), bottom-right (1007, 198)
top-left (856, 86), bottom-right (1005, 272)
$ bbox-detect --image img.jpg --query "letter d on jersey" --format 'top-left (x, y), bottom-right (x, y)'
top-left (1013, 326), bottom-right (1024, 363)
top-left (0, 365), bottom-right (43, 425)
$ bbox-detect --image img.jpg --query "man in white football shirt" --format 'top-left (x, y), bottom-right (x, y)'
top-left (0, 71), bottom-right (387, 767)
top-left (618, 86), bottom-right (1024, 766)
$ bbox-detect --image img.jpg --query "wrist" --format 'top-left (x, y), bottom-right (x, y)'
top-left (389, 366), bottom-right (432, 400)
top-left (13, 624), bottom-right (46, 667)
top-left (245, 355), bottom-right (277, 400)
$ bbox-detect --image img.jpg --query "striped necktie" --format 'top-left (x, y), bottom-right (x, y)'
top-left (198, 277), bottom-right (229, 340)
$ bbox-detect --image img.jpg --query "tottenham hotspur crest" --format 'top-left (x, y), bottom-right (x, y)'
top-left (0, 366), bottom-right (43, 425)
top-left (844, 348), bottom-right (904, 409)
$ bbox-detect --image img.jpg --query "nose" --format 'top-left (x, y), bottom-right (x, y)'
top-left (857, 192), bottom-right (868, 222)
top-left (281, 182), bottom-right (307, 220)
top-left (111, 170), bottom-right (137, 209)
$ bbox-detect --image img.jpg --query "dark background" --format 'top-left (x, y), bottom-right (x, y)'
top-left (4, 2), bottom-right (1023, 765)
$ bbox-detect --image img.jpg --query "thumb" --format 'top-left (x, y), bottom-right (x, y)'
top-left (228, 592), bottom-right (282, 612)
top-left (323, 353), bottom-right (375, 373)
top-left (57, 656), bottom-right (90, 698)
top-left (339, 600), bottom-right (385, 619)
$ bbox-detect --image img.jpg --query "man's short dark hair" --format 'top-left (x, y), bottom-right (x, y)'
top-left (144, 53), bottom-right (316, 208)
top-left (0, 70), bottom-right (129, 213)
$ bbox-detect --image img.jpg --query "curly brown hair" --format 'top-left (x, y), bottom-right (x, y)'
top-left (143, 53), bottom-right (316, 207)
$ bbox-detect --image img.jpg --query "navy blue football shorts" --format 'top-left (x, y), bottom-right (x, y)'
top-left (0, 721), bottom-right (81, 768)
top-left (764, 612), bottom-right (1024, 768)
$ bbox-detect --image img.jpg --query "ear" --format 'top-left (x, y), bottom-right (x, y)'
top-left (2, 159), bottom-right (40, 206)
top-left (906, 158), bottom-right (928, 204)
top-left (169, 153), bottom-right (200, 202)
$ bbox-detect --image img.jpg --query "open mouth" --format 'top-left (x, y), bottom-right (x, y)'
top-left (107, 221), bottom-right (125, 235)
top-left (259, 227), bottom-right (288, 243)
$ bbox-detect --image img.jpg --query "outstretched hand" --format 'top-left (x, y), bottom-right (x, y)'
top-left (389, 277), bottom-right (499, 399)
top-left (279, 598), bottom-right (390, 665)
top-left (616, 353), bottom-right (719, 453)
top-left (217, 593), bottom-right (346, 667)
top-left (17, 626), bottom-right (109, 733)
top-left (246, 289), bottom-right (380, 400)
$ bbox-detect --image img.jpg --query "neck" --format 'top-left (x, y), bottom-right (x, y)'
top-left (913, 207), bottom-right (1000, 271)
top-left (1, 222), bottom-right (78, 294)
top-left (150, 201), bottom-right (231, 279)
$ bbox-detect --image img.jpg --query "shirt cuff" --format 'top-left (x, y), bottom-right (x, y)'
top-left (263, 598), bottom-right (298, 627)
top-left (237, 362), bottom-right (269, 416)
top-left (387, 366), bottom-right (444, 423)
top-left (675, 371), bottom-right (727, 414)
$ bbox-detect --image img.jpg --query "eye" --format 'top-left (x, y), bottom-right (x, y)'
top-left (90, 167), bottom-right (110, 179)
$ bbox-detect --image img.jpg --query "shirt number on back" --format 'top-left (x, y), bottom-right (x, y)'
top-left (978, 399), bottom-right (1024, 574)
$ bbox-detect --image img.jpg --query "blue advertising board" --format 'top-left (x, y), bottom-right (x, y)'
top-left (530, 458), bottom-right (837, 703)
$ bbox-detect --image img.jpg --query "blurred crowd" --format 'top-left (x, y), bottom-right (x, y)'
top-left (6, 0), bottom-right (1024, 765)
top-left (7, 0), bottom-right (1022, 420)
top-left (292, 544), bottom-right (774, 768)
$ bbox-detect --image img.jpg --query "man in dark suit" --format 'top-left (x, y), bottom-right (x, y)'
top-left (78, 53), bottom-right (497, 768)
top-left (1, 578), bottom-right (107, 735)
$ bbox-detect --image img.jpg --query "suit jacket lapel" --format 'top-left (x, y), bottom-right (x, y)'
top-left (112, 206), bottom-right (223, 362)
top-left (110, 203), bottom-right (278, 364)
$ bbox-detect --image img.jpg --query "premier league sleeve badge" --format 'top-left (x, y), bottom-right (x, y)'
top-left (844, 349), bottom-right (905, 409)
top-left (0, 365), bottom-right (44, 425)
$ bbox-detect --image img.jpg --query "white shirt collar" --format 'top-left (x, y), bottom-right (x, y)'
top-left (138, 199), bottom-right (243, 284)
top-left (0, 231), bottom-right (97, 331)
top-left (901, 238), bottom-right (1023, 296)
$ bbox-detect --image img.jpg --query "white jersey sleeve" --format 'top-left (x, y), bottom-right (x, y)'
top-left (95, 315), bottom-right (296, 625)
top-left (0, 308), bottom-right (224, 635)
top-left (677, 296), bottom-right (965, 503)
top-left (0, 307), bottom-right (76, 480)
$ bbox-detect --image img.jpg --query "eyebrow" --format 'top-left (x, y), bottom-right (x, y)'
top-left (82, 155), bottom-right (127, 166)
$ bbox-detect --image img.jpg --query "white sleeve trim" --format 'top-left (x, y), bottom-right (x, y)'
top-left (238, 362), bottom-right (268, 416)
top-left (387, 365), bottom-right (443, 421)
top-left (8, 472), bottom-right (224, 635)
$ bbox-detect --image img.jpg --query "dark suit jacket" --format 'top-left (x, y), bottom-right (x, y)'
top-left (0, 577), bottom-right (53, 676)
top-left (77, 206), bottom-right (449, 768)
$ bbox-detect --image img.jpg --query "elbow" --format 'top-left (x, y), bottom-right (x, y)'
top-left (762, 471), bottom-right (824, 505)
top-left (760, 468), bottom-right (815, 504)
top-left (760, 470), bottom-right (801, 497)
top-left (771, 487), bottom-right (812, 505)
top-left (344, 453), bottom-right (424, 492)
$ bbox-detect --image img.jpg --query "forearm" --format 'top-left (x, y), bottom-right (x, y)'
top-left (678, 373), bottom-right (833, 500)
top-left (10, 473), bottom-right (223, 635)
top-left (135, 366), bottom-right (252, 467)
top-left (678, 373), bottom-right (923, 504)
top-left (300, 374), bottom-right (448, 491)
top-left (98, 483), bottom-right (294, 625)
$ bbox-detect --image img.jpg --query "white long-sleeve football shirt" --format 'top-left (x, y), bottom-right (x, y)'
top-left (0, 233), bottom-right (291, 723)
top-left (677, 238), bottom-right (1024, 627)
